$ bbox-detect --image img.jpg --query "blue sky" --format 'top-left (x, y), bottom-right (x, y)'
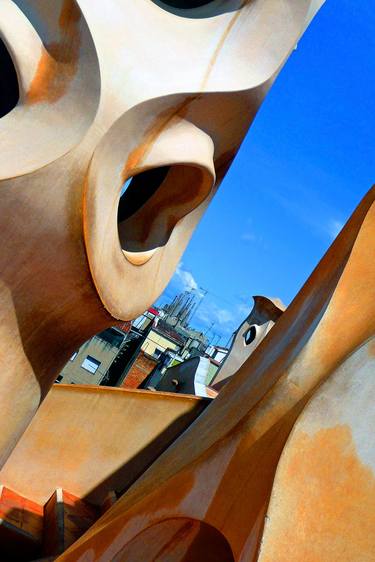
top-left (156, 0), bottom-right (375, 345)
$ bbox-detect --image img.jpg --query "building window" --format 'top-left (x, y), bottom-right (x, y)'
top-left (153, 348), bottom-right (163, 358)
top-left (81, 355), bottom-right (101, 374)
top-left (55, 374), bottom-right (63, 383)
top-left (70, 351), bottom-right (78, 361)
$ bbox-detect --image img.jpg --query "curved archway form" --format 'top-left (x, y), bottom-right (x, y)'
top-left (0, 0), bottom-right (101, 180)
top-left (112, 518), bottom-right (235, 562)
top-left (0, 38), bottom-right (19, 118)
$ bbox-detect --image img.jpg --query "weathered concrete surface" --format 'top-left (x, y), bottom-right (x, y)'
top-left (1, 1), bottom-right (340, 559)
top-left (0, 0), bottom-right (324, 468)
top-left (57, 186), bottom-right (375, 561)
top-left (0, 385), bottom-right (208, 506)
top-left (257, 336), bottom-right (375, 562)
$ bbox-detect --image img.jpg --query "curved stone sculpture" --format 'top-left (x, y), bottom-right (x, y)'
top-left (1, 0), bottom-right (373, 560)
top-left (212, 296), bottom-right (285, 390)
top-left (58, 185), bottom-right (375, 561)
top-left (0, 0), bottom-right (324, 469)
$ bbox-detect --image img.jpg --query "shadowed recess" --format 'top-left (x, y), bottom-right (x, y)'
top-left (118, 165), bottom-right (209, 253)
top-left (118, 167), bottom-right (170, 223)
top-left (0, 38), bottom-right (19, 118)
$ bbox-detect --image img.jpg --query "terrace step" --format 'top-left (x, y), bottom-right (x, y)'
top-left (0, 485), bottom-right (117, 560)
top-left (43, 488), bottom-right (99, 556)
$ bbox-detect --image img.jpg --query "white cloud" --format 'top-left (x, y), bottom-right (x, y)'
top-left (237, 302), bottom-right (252, 318)
top-left (167, 264), bottom-right (255, 341)
top-left (174, 262), bottom-right (198, 291)
top-left (326, 219), bottom-right (344, 241)
top-left (215, 307), bottom-right (235, 324)
top-left (196, 301), bottom-right (235, 327)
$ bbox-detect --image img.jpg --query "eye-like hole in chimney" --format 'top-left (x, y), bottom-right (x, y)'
top-left (118, 164), bottom-right (211, 258)
top-left (244, 325), bottom-right (257, 346)
top-left (0, 38), bottom-right (19, 118)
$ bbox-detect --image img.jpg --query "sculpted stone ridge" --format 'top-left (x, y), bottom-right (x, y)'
top-left (1, 2), bottom-right (374, 562)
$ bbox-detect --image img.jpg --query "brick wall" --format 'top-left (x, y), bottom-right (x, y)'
top-left (121, 351), bottom-right (158, 389)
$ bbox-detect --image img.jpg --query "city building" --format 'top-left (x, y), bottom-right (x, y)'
top-left (57, 326), bottom-right (130, 386)
top-left (57, 301), bottom-right (206, 390)
top-left (57, 295), bottom-right (285, 397)
top-left (118, 295), bottom-right (211, 389)
top-left (119, 318), bottom-right (185, 388)
top-left (160, 291), bottom-right (209, 356)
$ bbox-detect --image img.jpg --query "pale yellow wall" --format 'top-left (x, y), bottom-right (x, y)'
top-left (141, 329), bottom-right (179, 357)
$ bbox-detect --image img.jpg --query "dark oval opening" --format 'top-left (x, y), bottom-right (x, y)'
top-left (118, 164), bottom-right (209, 254)
top-left (151, 0), bottom-right (239, 17)
top-left (118, 166), bottom-right (170, 223)
top-left (0, 37), bottom-right (19, 118)
top-left (244, 325), bottom-right (257, 346)
top-left (157, 0), bottom-right (213, 8)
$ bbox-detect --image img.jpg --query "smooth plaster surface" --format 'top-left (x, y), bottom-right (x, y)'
top-left (0, 384), bottom-right (207, 506)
